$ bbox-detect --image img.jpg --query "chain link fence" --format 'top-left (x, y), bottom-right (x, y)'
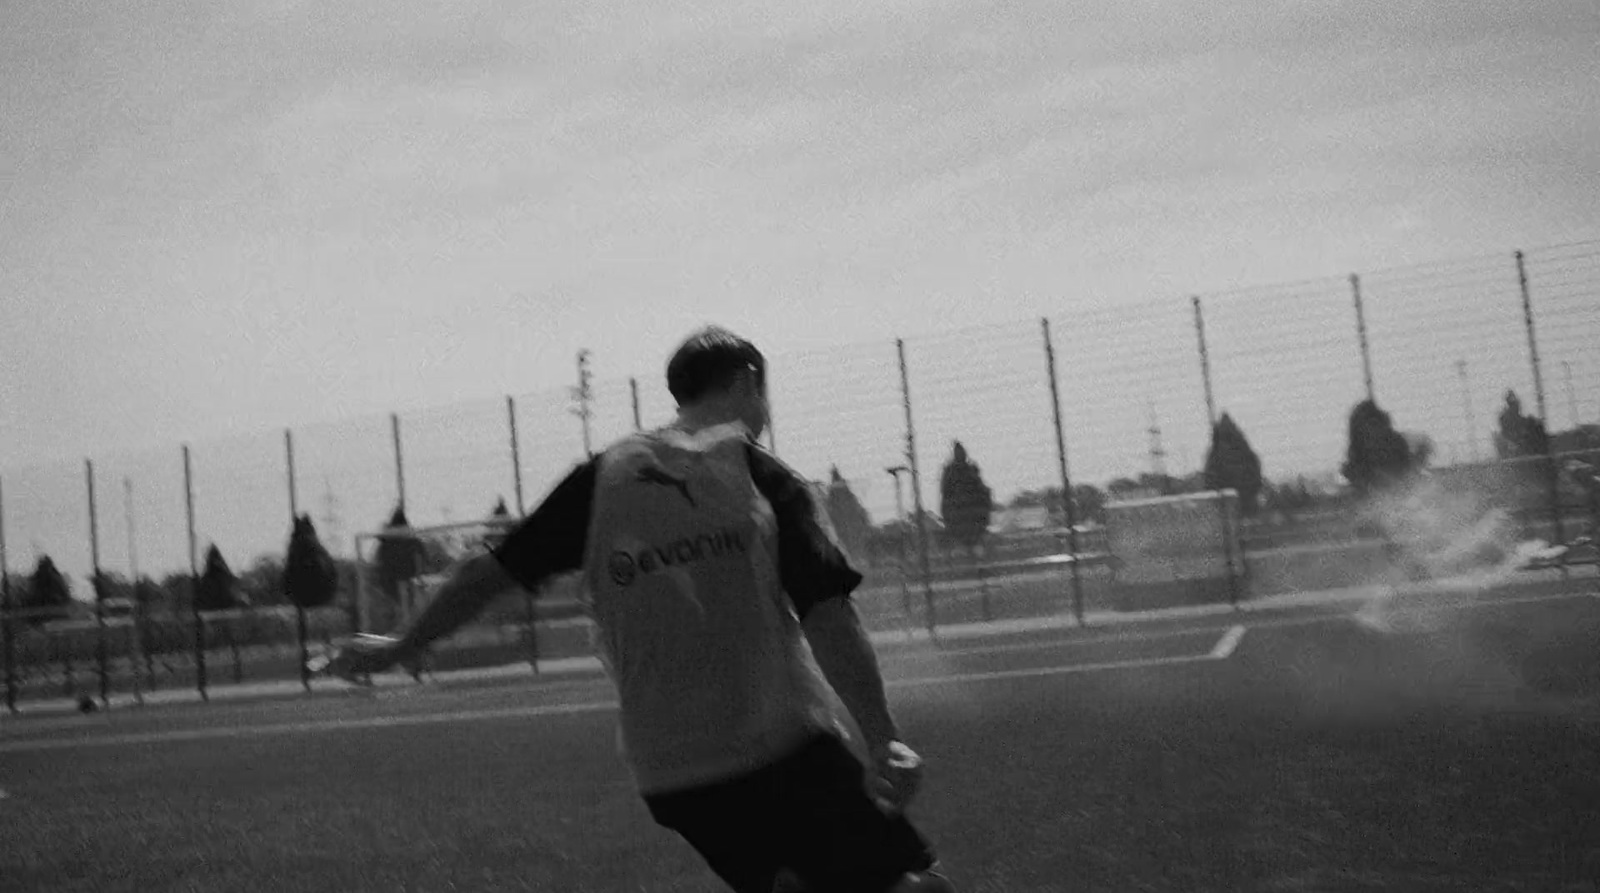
top-left (4, 240), bottom-right (1597, 710)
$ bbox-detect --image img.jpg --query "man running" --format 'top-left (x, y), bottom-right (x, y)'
top-left (335, 326), bottom-right (954, 893)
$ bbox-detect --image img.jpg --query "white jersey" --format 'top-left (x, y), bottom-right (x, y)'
top-left (580, 423), bottom-right (844, 794)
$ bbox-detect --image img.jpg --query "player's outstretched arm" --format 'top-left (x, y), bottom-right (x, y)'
top-left (338, 553), bottom-right (517, 675)
top-left (394, 553), bottom-right (518, 654)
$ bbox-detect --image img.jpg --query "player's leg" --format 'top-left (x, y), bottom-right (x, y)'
top-left (771, 735), bottom-right (953, 893)
top-left (644, 775), bottom-right (784, 893)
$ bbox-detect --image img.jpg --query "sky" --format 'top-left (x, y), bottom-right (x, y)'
top-left (1, 0), bottom-right (1598, 583)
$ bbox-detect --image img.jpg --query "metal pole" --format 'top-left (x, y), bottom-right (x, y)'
top-left (507, 397), bottom-right (525, 515)
top-left (1517, 249), bottom-right (1566, 571)
top-left (630, 378), bottom-right (643, 432)
top-left (1565, 361), bottom-right (1579, 430)
top-left (183, 445), bottom-right (207, 701)
top-left (1041, 318), bottom-right (1085, 625)
top-left (886, 466), bottom-right (914, 634)
top-left (285, 429), bottom-right (299, 518)
top-left (1191, 298), bottom-right (1218, 426)
top-left (1456, 361), bottom-right (1478, 462)
top-left (506, 395), bottom-right (537, 673)
top-left (1351, 274), bottom-right (1376, 404)
top-left (125, 477), bottom-right (145, 706)
top-left (895, 339), bottom-right (936, 636)
top-left (1, 475), bottom-right (15, 714)
top-left (85, 459), bottom-right (110, 707)
top-left (1191, 300), bottom-right (1240, 609)
top-left (390, 413), bottom-right (406, 512)
top-left (286, 429), bottom-right (310, 693)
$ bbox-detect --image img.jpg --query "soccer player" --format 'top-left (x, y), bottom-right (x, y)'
top-left (335, 326), bottom-right (956, 893)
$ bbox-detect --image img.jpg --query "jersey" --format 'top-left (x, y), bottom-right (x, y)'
top-left (491, 421), bottom-right (865, 795)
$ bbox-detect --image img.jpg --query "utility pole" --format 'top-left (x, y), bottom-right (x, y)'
top-left (572, 350), bottom-right (595, 458)
top-left (1147, 402), bottom-right (1168, 490)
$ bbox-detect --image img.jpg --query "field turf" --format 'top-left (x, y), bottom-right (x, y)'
top-left (4, 586), bottom-right (1600, 892)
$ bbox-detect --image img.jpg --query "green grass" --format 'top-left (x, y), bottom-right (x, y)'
top-left (5, 593), bottom-right (1600, 892)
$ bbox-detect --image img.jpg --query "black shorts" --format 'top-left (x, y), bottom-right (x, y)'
top-left (643, 734), bottom-right (937, 893)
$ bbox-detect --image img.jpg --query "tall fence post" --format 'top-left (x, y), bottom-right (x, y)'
top-left (286, 429), bottom-right (311, 693)
top-left (1, 475), bottom-right (15, 714)
top-left (87, 459), bottom-right (110, 707)
top-left (895, 339), bottom-right (936, 637)
top-left (506, 395), bottom-right (538, 673)
top-left (1517, 249), bottom-right (1566, 574)
top-left (183, 445), bottom-right (207, 701)
top-left (124, 478), bottom-right (145, 706)
top-left (630, 378), bottom-right (643, 432)
top-left (1350, 273), bottom-right (1376, 404)
top-left (390, 413), bottom-right (407, 513)
top-left (1041, 318), bottom-right (1085, 625)
top-left (1192, 297), bottom-right (1241, 610)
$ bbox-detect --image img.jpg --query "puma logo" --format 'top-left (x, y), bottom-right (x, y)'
top-left (636, 465), bottom-right (696, 507)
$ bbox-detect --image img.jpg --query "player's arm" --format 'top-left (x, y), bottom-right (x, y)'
top-left (390, 553), bottom-right (518, 659)
top-left (746, 445), bottom-right (900, 756)
top-left (801, 597), bottom-right (900, 756)
top-left (343, 460), bottom-right (597, 673)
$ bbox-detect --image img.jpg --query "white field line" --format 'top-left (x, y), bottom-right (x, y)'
top-left (903, 625), bottom-right (1220, 661)
top-left (887, 652), bottom-right (1219, 690)
top-left (2, 648), bottom-right (1232, 754)
top-left (0, 701), bottom-right (620, 754)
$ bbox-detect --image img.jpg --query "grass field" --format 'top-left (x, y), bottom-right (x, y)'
top-left (4, 584), bottom-right (1600, 892)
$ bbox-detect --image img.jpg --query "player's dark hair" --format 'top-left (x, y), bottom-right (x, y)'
top-left (666, 326), bottom-right (766, 405)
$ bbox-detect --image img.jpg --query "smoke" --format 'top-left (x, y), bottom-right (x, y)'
top-left (1310, 470), bottom-right (1591, 717)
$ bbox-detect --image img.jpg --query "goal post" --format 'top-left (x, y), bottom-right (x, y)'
top-left (1104, 489), bottom-right (1243, 611)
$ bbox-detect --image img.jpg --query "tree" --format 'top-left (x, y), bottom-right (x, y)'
top-left (284, 515), bottom-right (339, 609)
top-left (1401, 431), bottom-right (1435, 469)
top-left (22, 556), bottom-right (73, 623)
top-left (91, 570), bottom-right (135, 605)
top-left (374, 505), bottom-right (425, 603)
top-left (823, 467), bottom-right (873, 562)
top-left (1341, 399), bottom-right (1415, 496)
top-left (133, 576), bottom-right (166, 611)
top-left (1261, 476), bottom-right (1318, 520)
top-left (940, 442), bottom-right (994, 619)
top-left (1204, 413), bottom-right (1264, 515)
top-left (1494, 390), bottom-right (1549, 458)
top-left (236, 555), bottom-right (286, 606)
top-left (195, 545), bottom-right (245, 612)
top-left (157, 573), bottom-right (194, 613)
top-left (940, 442), bottom-right (994, 555)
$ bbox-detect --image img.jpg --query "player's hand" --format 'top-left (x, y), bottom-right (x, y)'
top-left (869, 740), bottom-right (924, 814)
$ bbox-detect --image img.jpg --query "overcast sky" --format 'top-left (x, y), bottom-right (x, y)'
top-left (2, 0), bottom-right (1599, 578)
top-left (4, 0), bottom-right (1597, 468)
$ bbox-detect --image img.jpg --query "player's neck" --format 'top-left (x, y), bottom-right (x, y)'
top-left (673, 400), bottom-right (741, 433)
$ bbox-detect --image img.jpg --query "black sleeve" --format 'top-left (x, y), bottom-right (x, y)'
top-left (490, 459), bottom-right (598, 593)
top-left (746, 442), bottom-right (864, 619)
